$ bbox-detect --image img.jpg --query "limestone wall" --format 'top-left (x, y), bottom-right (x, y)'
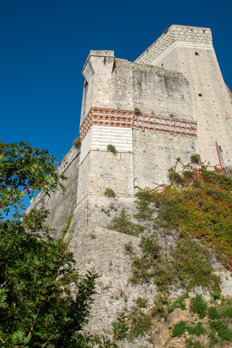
top-left (26, 25), bottom-right (232, 338)
top-left (81, 56), bottom-right (194, 122)
top-left (133, 129), bottom-right (198, 188)
top-left (78, 54), bottom-right (196, 197)
top-left (27, 146), bottom-right (81, 236)
top-left (80, 126), bottom-right (133, 163)
top-left (136, 25), bottom-right (232, 167)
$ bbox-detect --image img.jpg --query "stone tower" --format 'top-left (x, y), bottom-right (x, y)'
top-left (135, 25), bottom-right (232, 166)
top-left (74, 25), bottom-right (232, 230)
top-left (28, 25), bottom-right (232, 334)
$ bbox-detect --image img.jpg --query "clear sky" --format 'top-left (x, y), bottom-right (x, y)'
top-left (1, 0), bottom-right (232, 164)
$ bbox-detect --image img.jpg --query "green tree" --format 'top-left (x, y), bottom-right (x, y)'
top-left (0, 141), bottom-right (97, 347)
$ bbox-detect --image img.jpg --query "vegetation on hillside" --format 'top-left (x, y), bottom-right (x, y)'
top-left (107, 155), bottom-right (232, 347)
top-left (135, 155), bottom-right (232, 270)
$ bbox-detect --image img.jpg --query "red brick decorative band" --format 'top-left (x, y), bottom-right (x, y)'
top-left (80, 108), bottom-right (197, 139)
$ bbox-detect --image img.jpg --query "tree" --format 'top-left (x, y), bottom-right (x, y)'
top-left (0, 141), bottom-right (97, 347)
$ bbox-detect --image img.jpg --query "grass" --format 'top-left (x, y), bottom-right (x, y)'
top-left (111, 308), bottom-right (151, 343)
top-left (190, 154), bottom-right (201, 164)
top-left (218, 298), bottom-right (232, 319)
top-left (124, 242), bottom-right (134, 255)
top-left (186, 322), bottom-right (205, 336)
top-left (210, 320), bottom-right (232, 341)
top-left (172, 320), bottom-right (204, 338)
top-left (208, 298), bottom-right (232, 344)
top-left (127, 307), bottom-right (151, 341)
top-left (190, 295), bottom-right (207, 319)
top-left (208, 307), bottom-right (220, 320)
top-left (190, 294), bottom-right (207, 319)
top-left (172, 320), bottom-right (186, 337)
top-left (61, 214), bottom-right (74, 238)
top-left (186, 339), bottom-right (201, 348)
top-left (171, 293), bottom-right (189, 311)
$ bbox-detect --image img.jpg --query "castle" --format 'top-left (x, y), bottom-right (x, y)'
top-left (78, 24), bottom-right (232, 218)
top-left (29, 25), bottom-right (232, 337)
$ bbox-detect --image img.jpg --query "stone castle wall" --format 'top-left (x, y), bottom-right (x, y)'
top-left (78, 54), bottom-right (197, 199)
top-left (27, 25), bottom-right (232, 337)
top-left (31, 24), bottom-right (232, 235)
top-left (27, 146), bottom-right (81, 236)
top-left (136, 25), bottom-right (232, 167)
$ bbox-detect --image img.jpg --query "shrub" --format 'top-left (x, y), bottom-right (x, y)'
top-left (190, 154), bottom-right (201, 164)
top-left (127, 307), bottom-right (151, 341)
top-left (131, 234), bottom-right (220, 294)
top-left (139, 238), bottom-right (174, 290)
top-left (136, 297), bottom-right (147, 308)
top-left (73, 137), bottom-right (81, 149)
top-left (108, 213), bottom-right (144, 237)
top-left (152, 293), bottom-right (170, 318)
top-left (172, 239), bottom-right (221, 292)
top-left (107, 144), bottom-right (117, 154)
top-left (104, 188), bottom-right (116, 198)
top-left (140, 236), bottom-right (160, 256)
top-left (134, 107), bottom-right (141, 115)
top-left (124, 242), bottom-right (134, 255)
top-left (135, 188), bottom-right (154, 220)
top-left (112, 313), bottom-right (128, 341)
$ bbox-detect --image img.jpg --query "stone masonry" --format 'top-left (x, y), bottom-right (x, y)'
top-left (28, 25), bottom-right (232, 338)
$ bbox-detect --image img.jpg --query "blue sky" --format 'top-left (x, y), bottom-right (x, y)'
top-left (1, 0), bottom-right (232, 165)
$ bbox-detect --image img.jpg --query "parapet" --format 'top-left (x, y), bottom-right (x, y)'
top-left (135, 25), bottom-right (212, 65)
top-left (82, 50), bottom-right (115, 80)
